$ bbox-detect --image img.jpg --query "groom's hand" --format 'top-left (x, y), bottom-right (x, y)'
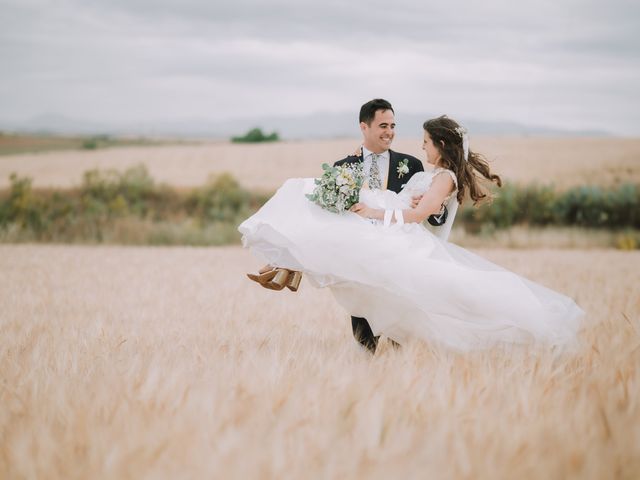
top-left (350, 202), bottom-right (369, 218)
top-left (411, 195), bottom-right (423, 208)
top-left (350, 203), bottom-right (364, 213)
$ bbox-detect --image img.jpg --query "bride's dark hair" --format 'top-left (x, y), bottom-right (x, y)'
top-left (423, 115), bottom-right (502, 204)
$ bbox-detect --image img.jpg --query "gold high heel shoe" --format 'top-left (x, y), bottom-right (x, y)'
top-left (264, 268), bottom-right (291, 291)
top-left (286, 271), bottom-right (302, 292)
top-left (247, 266), bottom-right (302, 292)
top-left (246, 266), bottom-right (278, 286)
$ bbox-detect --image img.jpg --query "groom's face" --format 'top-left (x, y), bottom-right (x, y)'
top-left (360, 109), bottom-right (395, 153)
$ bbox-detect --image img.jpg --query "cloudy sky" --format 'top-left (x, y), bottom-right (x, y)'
top-left (1, 0), bottom-right (639, 135)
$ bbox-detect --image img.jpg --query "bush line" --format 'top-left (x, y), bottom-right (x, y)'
top-left (0, 165), bottom-right (638, 246)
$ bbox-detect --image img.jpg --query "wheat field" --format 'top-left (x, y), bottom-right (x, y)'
top-left (1, 137), bottom-right (639, 190)
top-left (1, 245), bottom-right (639, 479)
top-left (1, 136), bottom-right (639, 478)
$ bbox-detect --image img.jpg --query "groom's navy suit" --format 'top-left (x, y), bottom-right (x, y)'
top-left (334, 149), bottom-right (424, 353)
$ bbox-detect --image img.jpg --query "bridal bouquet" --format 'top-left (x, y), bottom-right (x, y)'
top-left (306, 163), bottom-right (365, 213)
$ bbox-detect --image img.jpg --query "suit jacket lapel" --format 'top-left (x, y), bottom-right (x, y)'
top-left (350, 153), bottom-right (363, 165)
top-left (387, 150), bottom-right (400, 192)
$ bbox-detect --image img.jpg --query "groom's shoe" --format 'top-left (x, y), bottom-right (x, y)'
top-left (360, 335), bottom-right (380, 355)
top-left (352, 316), bottom-right (379, 355)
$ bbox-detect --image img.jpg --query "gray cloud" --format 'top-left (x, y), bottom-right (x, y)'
top-left (1, 0), bottom-right (638, 134)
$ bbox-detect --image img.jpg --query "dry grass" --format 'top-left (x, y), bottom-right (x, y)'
top-left (0, 133), bottom-right (81, 155)
top-left (0, 137), bottom-right (638, 190)
top-left (1, 245), bottom-right (639, 479)
top-left (449, 226), bottom-right (639, 250)
top-left (0, 133), bottom-right (173, 156)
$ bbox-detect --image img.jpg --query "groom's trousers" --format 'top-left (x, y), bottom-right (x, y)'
top-left (351, 316), bottom-right (379, 354)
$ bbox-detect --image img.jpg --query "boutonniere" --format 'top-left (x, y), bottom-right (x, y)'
top-left (397, 158), bottom-right (409, 178)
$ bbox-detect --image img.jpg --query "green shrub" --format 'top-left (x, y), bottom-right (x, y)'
top-left (460, 183), bottom-right (639, 231)
top-left (0, 174), bottom-right (46, 236)
top-left (185, 173), bottom-right (264, 224)
top-left (81, 164), bottom-right (156, 218)
top-left (81, 135), bottom-right (112, 150)
top-left (520, 184), bottom-right (558, 225)
top-left (0, 167), bottom-right (269, 245)
top-left (1, 167), bottom-right (638, 246)
top-left (615, 231), bottom-right (639, 250)
top-left (231, 128), bottom-right (279, 143)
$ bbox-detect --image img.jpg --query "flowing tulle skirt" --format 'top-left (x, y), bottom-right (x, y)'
top-left (239, 178), bottom-right (585, 350)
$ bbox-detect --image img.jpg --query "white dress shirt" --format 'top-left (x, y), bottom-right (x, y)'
top-left (361, 146), bottom-right (390, 190)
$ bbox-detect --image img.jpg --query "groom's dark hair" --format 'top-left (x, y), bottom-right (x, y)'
top-left (359, 98), bottom-right (394, 125)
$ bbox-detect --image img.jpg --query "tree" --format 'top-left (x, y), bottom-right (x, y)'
top-left (231, 128), bottom-right (280, 143)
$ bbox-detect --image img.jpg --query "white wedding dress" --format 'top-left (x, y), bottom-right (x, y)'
top-left (238, 168), bottom-right (585, 350)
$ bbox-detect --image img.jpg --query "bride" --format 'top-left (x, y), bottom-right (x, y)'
top-left (238, 114), bottom-right (584, 352)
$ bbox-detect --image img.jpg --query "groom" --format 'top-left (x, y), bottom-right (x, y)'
top-left (334, 98), bottom-right (424, 354)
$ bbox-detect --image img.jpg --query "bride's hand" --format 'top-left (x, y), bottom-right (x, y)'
top-left (411, 195), bottom-right (423, 208)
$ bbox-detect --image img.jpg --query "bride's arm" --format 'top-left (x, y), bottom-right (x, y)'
top-left (351, 173), bottom-right (455, 224)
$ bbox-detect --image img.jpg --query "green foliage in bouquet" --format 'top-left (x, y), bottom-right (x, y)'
top-left (305, 163), bottom-right (365, 213)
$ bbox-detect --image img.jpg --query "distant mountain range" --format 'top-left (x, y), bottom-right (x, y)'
top-left (0, 112), bottom-right (611, 138)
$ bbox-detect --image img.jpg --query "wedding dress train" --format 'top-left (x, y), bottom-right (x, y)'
top-left (238, 168), bottom-right (584, 350)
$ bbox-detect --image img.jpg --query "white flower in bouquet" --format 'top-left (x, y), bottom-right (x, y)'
top-left (306, 163), bottom-right (365, 213)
